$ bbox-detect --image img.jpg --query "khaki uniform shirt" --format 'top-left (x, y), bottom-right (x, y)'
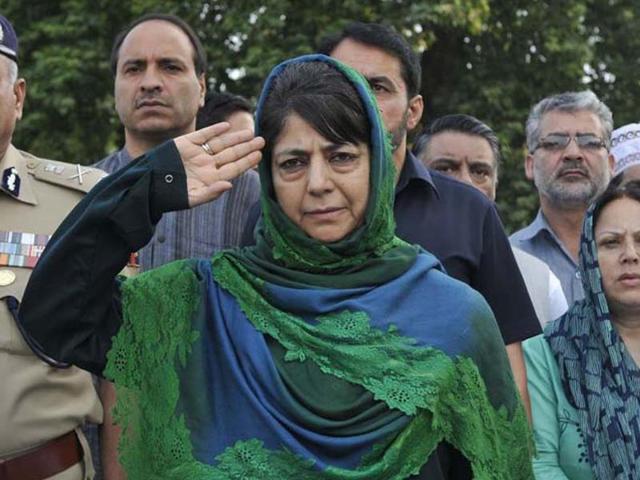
top-left (0, 145), bottom-right (105, 471)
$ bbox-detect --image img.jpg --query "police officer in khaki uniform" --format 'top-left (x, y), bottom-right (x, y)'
top-left (0, 15), bottom-right (105, 479)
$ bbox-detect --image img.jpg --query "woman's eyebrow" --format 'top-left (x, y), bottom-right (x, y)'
top-left (274, 148), bottom-right (307, 158)
top-left (596, 229), bottom-right (624, 236)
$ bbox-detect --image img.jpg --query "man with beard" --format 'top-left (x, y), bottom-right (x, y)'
top-left (414, 114), bottom-right (568, 326)
top-left (511, 91), bottom-right (614, 306)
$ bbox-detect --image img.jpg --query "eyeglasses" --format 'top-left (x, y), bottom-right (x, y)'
top-left (533, 133), bottom-right (607, 152)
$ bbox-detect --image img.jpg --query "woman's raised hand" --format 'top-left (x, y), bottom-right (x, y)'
top-left (173, 122), bottom-right (265, 208)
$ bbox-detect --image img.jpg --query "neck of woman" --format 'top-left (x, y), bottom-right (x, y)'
top-left (613, 310), bottom-right (640, 366)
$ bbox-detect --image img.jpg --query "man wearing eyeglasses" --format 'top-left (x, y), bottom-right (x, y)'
top-left (511, 91), bottom-right (615, 306)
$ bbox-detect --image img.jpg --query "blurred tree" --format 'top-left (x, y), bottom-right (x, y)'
top-left (583, 0), bottom-right (640, 127)
top-left (185, 1), bottom-right (491, 100)
top-left (419, 1), bottom-right (592, 232)
top-left (4, 0), bottom-right (638, 231)
top-left (5, 0), bottom-right (125, 163)
top-left (5, 0), bottom-right (488, 163)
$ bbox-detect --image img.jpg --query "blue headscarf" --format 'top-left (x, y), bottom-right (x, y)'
top-left (545, 184), bottom-right (640, 479)
top-left (105, 55), bottom-right (532, 479)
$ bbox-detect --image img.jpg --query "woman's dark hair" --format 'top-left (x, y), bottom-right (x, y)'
top-left (259, 61), bottom-right (370, 160)
top-left (593, 176), bottom-right (640, 226)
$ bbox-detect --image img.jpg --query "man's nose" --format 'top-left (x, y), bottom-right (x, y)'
top-left (562, 137), bottom-right (585, 160)
top-left (459, 166), bottom-right (473, 186)
top-left (140, 66), bottom-right (162, 92)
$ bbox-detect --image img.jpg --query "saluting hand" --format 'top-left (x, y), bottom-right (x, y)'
top-left (173, 122), bottom-right (265, 208)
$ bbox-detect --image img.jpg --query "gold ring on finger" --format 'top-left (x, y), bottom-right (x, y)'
top-left (201, 142), bottom-right (214, 155)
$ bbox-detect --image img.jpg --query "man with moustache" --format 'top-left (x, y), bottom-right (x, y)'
top-left (94, 14), bottom-right (259, 479)
top-left (511, 91), bottom-right (614, 306)
top-left (95, 13), bottom-right (260, 268)
top-left (414, 114), bottom-right (568, 326)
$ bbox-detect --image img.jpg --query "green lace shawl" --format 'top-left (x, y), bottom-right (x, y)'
top-left (106, 259), bottom-right (532, 479)
top-left (105, 55), bottom-right (533, 479)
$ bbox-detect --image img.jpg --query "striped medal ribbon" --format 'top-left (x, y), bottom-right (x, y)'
top-left (0, 230), bottom-right (51, 268)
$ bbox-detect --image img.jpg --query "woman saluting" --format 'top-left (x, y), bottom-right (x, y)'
top-left (20, 55), bottom-right (532, 479)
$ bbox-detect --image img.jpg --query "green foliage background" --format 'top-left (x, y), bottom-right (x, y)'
top-left (4, 0), bottom-right (639, 232)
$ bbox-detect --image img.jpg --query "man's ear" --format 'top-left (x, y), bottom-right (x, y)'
top-left (14, 78), bottom-right (26, 121)
top-left (607, 152), bottom-right (615, 174)
top-left (406, 94), bottom-right (423, 131)
top-left (525, 153), bottom-right (535, 181)
top-left (198, 73), bottom-right (206, 108)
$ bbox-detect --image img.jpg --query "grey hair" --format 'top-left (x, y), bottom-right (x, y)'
top-left (525, 90), bottom-right (613, 152)
top-left (2, 56), bottom-right (18, 84)
top-left (7, 59), bottom-right (18, 83)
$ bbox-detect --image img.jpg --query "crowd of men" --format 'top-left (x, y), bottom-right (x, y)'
top-left (1, 10), bottom-right (639, 480)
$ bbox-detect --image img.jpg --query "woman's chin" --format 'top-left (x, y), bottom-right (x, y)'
top-left (306, 227), bottom-right (353, 244)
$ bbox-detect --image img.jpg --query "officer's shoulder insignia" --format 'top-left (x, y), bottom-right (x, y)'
top-left (22, 152), bottom-right (107, 193)
top-left (2, 166), bottom-right (20, 197)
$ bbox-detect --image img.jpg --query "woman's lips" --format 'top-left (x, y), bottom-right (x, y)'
top-left (305, 207), bottom-right (345, 219)
top-left (618, 272), bottom-right (640, 287)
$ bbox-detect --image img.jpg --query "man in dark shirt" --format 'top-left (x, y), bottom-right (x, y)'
top-left (322, 22), bottom-right (540, 408)
top-left (244, 22), bottom-right (540, 419)
top-left (322, 19), bottom-right (540, 373)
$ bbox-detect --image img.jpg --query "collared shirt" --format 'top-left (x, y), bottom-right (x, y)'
top-left (95, 148), bottom-right (260, 270)
top-left (510, 210), bottom-right (584, 307)
top-left (512, 247), bottom-right (568, 327)
top-left (394, 152), bottom-right (540, 344)
top-left (241, 152), bottom-right (541, 345)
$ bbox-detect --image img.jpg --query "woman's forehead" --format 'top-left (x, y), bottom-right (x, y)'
top-left (272, 114), bottom-right (365, 156)
top-left (596, 197), bottom-right (640, 232)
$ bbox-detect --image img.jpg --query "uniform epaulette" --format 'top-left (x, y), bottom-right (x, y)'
top-left (20, 151), bottom-right (108, 194)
